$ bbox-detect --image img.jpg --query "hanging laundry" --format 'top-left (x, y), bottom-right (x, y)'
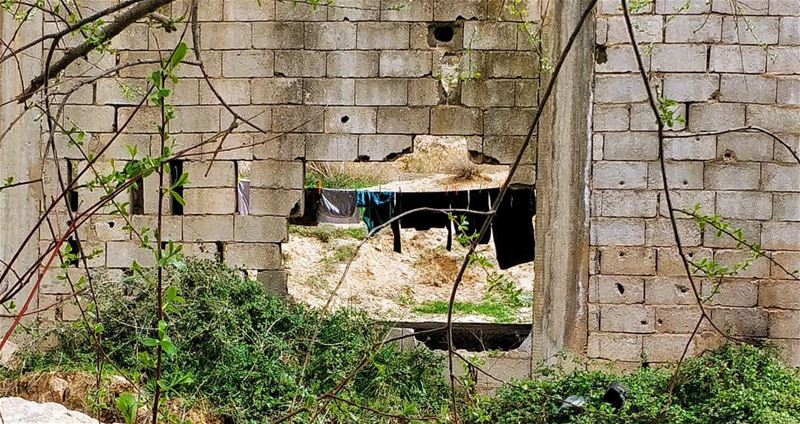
top-left (451, 189), bottom-right (494, 245)
top-left (318, 189), bottom-right (360, 224)
top-left (397, 192), bottom-right (453, 251)
top-left (237, 179), bottom-right (250, 216)
top-left (356, 191), bottom-right (395, 232)
top-left (490, 187), bottom-right (536, 270)
top-left (289, 189), bottom-right (322, 226)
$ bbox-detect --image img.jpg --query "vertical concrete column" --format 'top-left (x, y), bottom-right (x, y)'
top-left (532, 0), bottom-right (594, 363)
top-left (0, 11), bottom-right (43, 329)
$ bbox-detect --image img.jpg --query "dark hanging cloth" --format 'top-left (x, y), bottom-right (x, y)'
top-left (397, 191), bottom-right (453, 251)
top-left (490, 187), bottom-right (536, 270)
top-left (356, 191), bottom-right (395, 232)
top-left (468, 189), bottom-right (494, 245)
top-left (289, 189), bottom-right (321, 226)
top-left (318, 189), bottom-right (360, 224)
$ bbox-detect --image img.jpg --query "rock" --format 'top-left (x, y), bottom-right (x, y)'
top-left (46, 377), bottom-right (70, 402)
top-left (0, 340), bottom-right (17, 366)
top-left (0, 397), bottom-right (103, 424)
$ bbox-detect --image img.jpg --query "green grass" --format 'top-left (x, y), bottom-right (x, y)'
top-left (305, 169), bottom-right (387, 189)
top-left (413, 300), bottom-right (518, 323)
top-left (289, 224), bottom-right (367, 243)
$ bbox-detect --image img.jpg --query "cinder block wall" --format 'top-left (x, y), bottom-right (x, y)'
top-left (589, 0), bottom-right (800, 366)
top-left (39, 0), bottom-right (542, 319)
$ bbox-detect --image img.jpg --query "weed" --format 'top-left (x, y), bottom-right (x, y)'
top-left (414, 300), bottom-right (518, 323)
top-left (305, 162), bottom-right (390, 189)
top-left (289, 224), bottom-right (367, 243)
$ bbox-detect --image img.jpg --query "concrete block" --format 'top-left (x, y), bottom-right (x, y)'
top-left (717, 191), bottom-right (772, 220)
top-left (645, 218), bottom-right (702, 246)
top-left (222, 51), bottom-right (274, 78)
top-left (302, 78), bottom-right (355, 105)
top-left (630, 102), bottom-right (686, 131)
top-left (711, 0), bottom-right (769, 14)
top-left (717, 132), bottom-right (774, 162)
top-left (224, 243), bottom-right (281, 270)
top-left (249, 188), bottom-right (304, 217)
top-left (358, 135), bottom-right (414, 161)
top-left (643, 334), bottom-right (696, 363)
top-left (463, 22), bottom-right (518, 50)
top-left (305, 22), bottom-right (357, 50)
top-left (594, 190), bottom-right (658, 218)
top-left (654, 306), bottom-right (702, 334)
top-left (747, 105), bottom-right (800, 133)
top-left (324, 107), bottom-right (377, 134)
top-left (651, 44), bottom-right (707, 72)
top-left (223, 0), bottom-right (275, 20)
top-left (587, 333), bottom-right (642, 361)
top-left (604, 15), bottom-right (664, 44)
top-left (200, 23), bottom-right (251, 49)
top-left (595, 45), bottom-right (644, 73)
top-left (250, 160), bottom-right (304, 189)
top-left (599, 304), bottom-right (655, 333)
top-left (760, 280), bottom-right (800, 309)
top-left (780, 17), bottom-right (800, 45)
top-left (271, 105), bottom-right (325, 133)
top-left (105, 241), bottom-right (156, 268)
top-left (483, 136), bottom-right (536, 165)
top-left (656, 247), bottom-right (712, 277)
top-left (722, 16), bottom-right (780, 45)
top-left (355, 79), bottom-right (408, 106)
top-left (658, 190), bottom-right (716, 217)
top-left (710, 307), bottom-right (768, 338)
top-left (663, 74), bottom-right (719, 102)
top-left (711, 250), bottom-right (771, 279)
top-left (773, 193), bottom-right (800, 221)
top-left (589, 275), bottom-right (645, 304)
top-left (665, 15), bottom-right (721, 42)
top-left (381, 0), bottom-right (433, 21)
top-left (688, 103), bottom-right (746, 132)
top-left (762, 163), bottom-right (800, 192)
top-left (434, 0), bottom-right (484, 20)
top-left (603, 132), bottom-right (659, 161)
top-left (274, 50), bottom-right (326, 77)
top-left (720, 74), bottom-right (777, 104)
top-left (234, 215), bottom-right (288, 243)
top-left (184, 216), bottom-right (234, 241)
top-left (171, 106), bottom-right (222, 133)
top-left (769, 310), bottom-right (800, 339)
top-left (644, 277), bottom-right (697, 305)
top-left (62, 106), bottom-right (115, 133)
top-left (702, 277), bottom-right (760, 307)
top-left (663, 136), bottom-right (716, 161)
top-left (183, 161), bottom-right (235, 188)
top-left (767, 47), bottom-right (800, 74)
top-left (484, 108), bottom-right (536, 136)
top-left (777, 77), bottom-right (800, 104)
top-left (593, 105), bottom-right (629, 131)
top-left (595, 75), bottom-right (649, 103)
top-left (376, 107), bottom-right (430, 134)
top-left (592, 161), bottom-right (648, 189)
top-left (461, 80), bottom-right (516, 107)
top-left (591, 218), bottom-right (644, 246)
top-left (275, 1), bottom-right (327, 20)
top-left (762, 222), bottom-right (800, 250)
top-left (199, 79), bottom-right (251, 105)
top-left (327, 51), bottom-right (379, 77)
top-left (408, 79), bottom-right (442, 106)
top-left (515, 80), bottom-right (539, 107)
top-left (380, 51), bottom-right (432, 77)
top-left (251, 78), bottom-right (303, 105)
top-left (130, 216), bottom-right (183, 241)
top-left (305, 134), bottom-right (359, 161)
top-left (709, 45), bottom-right (766, 73)
top-left (430, 106), bottom-right (482, 135)
top-left (356, 22), bottom-right (410, 49)
top-left (599, 247), bottom-right (656, 275)
top-left (183, 188), bottom-right (236, 215)
top-left (479, 51), bottom-right (539, 78)
top-left (257, 270), bottom-right (290, 297)
top-left (703, 219), bottom-right (761, 249)
top-left (771, 0), bottom-right (800, 15)
top-left (252, 22), bottom-right (305, 49)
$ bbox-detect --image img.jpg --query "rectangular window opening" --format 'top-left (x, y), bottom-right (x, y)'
top-left (131, 176), bottom-right (144, 215)
top-left (66, 160), bottom-right (79, 213)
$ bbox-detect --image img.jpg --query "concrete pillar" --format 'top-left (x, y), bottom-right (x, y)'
top-left (0, 11), bottom-right (43, 328)
top-left (532, 0), bottom-right (595, 363)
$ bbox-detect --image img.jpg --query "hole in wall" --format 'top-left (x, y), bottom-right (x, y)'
top-left (216, 241), bottom-right (224, 261)
top-left (616, 283), bottom-right (625, 295)
top-left (169, 160), bottom-right (184, 215)
top-left (595, 44), bottom-right (608, 64)
top-left (678, 285), bottom-right (688, 294)
top-left (131, 176), bottom-right (144, 215)
top-left (340, 115), bottom-right (350, 124)
top-left (108, 221), bottom-right (115, 229)
top-left (640, 320), bottom-right (648, 325)
top-left (66, 238), bottom-right (81, 267)
top-left (433, 25), bottom-right (455, 43)
top-left (401, 322), bottom-right (530, 352)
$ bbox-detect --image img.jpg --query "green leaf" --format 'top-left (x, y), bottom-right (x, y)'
top-left (141, 337), bottom-right (159, 347)
top-left (169, 189), bottom-right (185, 207)
top-left (161, 339), bottom-right (177, 356)
top-left (169, 42), bottom-right (188, 71)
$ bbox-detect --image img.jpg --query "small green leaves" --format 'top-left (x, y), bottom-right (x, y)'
top-left (115, 393), bottom-right (139, 424)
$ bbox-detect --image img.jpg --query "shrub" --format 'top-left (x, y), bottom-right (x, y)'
top-left (17, 260), bottom-right (449, 423)
top-left (466, 343), bottom-right (800, 424)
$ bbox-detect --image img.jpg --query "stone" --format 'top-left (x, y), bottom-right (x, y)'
top-left (0, 397), bottom-right (101, 424)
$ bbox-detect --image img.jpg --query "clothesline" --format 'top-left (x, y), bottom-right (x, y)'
top-left (290, 187), bottom-right (537, 270)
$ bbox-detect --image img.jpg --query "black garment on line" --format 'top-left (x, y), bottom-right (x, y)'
top-left (289, 189), bottom-right (321, 226)
top-left (397, 192), bottom-right (453, 251)
top-left (453, 189), bottom-right (498, 244)
top-left (490, 187), bottom-right (536, 270)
